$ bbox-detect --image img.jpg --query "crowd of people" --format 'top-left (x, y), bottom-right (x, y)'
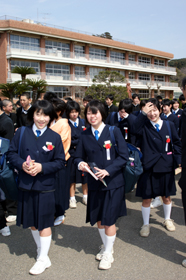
top-left (0, 79), bottom-right (186, 275)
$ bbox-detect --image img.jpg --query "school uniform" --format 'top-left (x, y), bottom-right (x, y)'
top-left (133, 113), bottom-right (181, 199)
top-left (74, 124), bottom-right (129, 226)
top-left (106, 112), bottom-right (136, 145)
top-left (7, 125), bottom-right (65, 231)
top-left (161, 112), bottom-right (179, 134)
top-left (68, 117), bottom-right (87, 184)
top-left (172, 109), bottom-right (183, 138)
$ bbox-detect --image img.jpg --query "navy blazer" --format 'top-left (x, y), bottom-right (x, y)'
top-left (7, 126), bottom-right (65, 192)
top-left (106, 112), bottom-right (136, 145)
top-left (161, 113), bottom-right (179, 133)
top-left (74, 125), bottom-right (129, 191)
top-left (133, 113), bottom-right (181, 172)
top-left (68, 117), bottom-right (86, 157)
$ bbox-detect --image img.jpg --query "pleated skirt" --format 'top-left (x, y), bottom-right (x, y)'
top-left (17, 189), bottom-right (55, 231)
top-left (136, 170), bottom-right (176, 199)
top-left (86, 186), bottom-right (126, 226)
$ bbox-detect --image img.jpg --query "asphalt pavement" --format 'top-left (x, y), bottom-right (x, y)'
top-left (0, 173), bottom-right (186, 280)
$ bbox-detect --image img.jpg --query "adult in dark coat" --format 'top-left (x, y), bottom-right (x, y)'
top-left (0, 101), bottom-right (14, 236)
top-left (2, 99), bottom-right (18, 131)
top-left (16, 93), bottom-right (32, 127)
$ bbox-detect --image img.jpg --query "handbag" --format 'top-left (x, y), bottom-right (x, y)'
top-left (0, 126), bottom-right (25, 200)
top-left (109, 126), bottom-right (143, 193)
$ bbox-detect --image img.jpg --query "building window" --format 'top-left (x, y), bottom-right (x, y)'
top-left (11, 60), bottom-right (40, 73)
top-left (47, 86), bottom-right (71, 98)
top-left (75, 66), bottom-right (86, 79)
top-left (129, 54), bottom-right (135, 61)
top-left (75, 87), bottom-right (85, 98)
top-left (138, 73), bottom-right (150, 81)
top-left (138, 56), bottom-right (151, 64)
top-left (139, 90), bottom-right (150, 98)
top-left (128, 72), bottom-right (135, 79)
top-left (154, 90), bottom-right (165, 98)
top-left (89, 47), bottom-right (106, 60)
top-left (45, 40), bottom-right (70, 57)
top-left (154, 59), bottom-right (165, 66)
top-left (110, 51), bottom-right (125, 63)
top-left (46, 63), bottom-right (70, 80)
top-left (114, 70), bottom-right (125, 77)
top-left (74, 45), bottom-right (85, 57)
top-left (89, 67), bottom-right (104, 79)
top-left (154, 75), bottom-right (165, 82)
top-left (10, 35), bottom-right (40, 51)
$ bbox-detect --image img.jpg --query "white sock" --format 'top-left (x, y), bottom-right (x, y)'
top-left (70, 196), bottom-right (75, 201)
top-left (98, 228), bottom-right (105, 247)
top-left (163, 202), bottom-right (172, 220)
top-left (31, 229), bottom-right (40, 250)
top-left (83, 194), bottom-right (88, 198)
top-left (39, 235), bottom-right (52, 260)
top-left (104, 234), bottom-right (116, 254)
top-left (142, 206), bottom-right (150, 225)
top-left (154, 196), bottom-right (160, 201)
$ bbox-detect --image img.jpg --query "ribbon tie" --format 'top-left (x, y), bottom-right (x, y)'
top-left (36, 130), bottom-right (41, 137)
top-left (94, 130), bottom-right (99, 140)
top-left (74, 122), bottom-right (77, 127)
top-left (154, 124), bottom-right (160, 132)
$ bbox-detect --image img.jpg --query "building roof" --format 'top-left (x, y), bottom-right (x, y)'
top-left (0, 19), bottom-right (174, 59)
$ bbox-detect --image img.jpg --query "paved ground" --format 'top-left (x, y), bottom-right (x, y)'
top-left (0, 173), bottom-right (186, 280)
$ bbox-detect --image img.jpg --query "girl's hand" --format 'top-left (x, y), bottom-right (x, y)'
top-left (94, 167), bottom-right (109, 179)
top-left (30, 163), bottom-right (42, 176)
top-left (79, 162), bottom-right (89, 172)
top-left (142, 102), bottom-right (153, 114)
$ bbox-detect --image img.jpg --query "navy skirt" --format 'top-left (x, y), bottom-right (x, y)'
top-left (54, 161), bottom-right (70, 217)
top-left (68, 157), bottom-right (87, 185)
top-left (86, 186), bottom-right (126, 226)
top-left (17, 189), bottom-right (55, 231)
top-left (136, 170), bottom-right (176, 199)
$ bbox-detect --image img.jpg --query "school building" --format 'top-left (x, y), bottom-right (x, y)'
top-left (0, 15), bottom-right (181, 100)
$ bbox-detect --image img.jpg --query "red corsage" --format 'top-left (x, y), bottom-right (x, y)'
top-left (103, 143), bottom-right (112, 149)
top-left (83, 127), bottom-right (86, 131)
top-left (166, 138), bottom-right (171, 143)
top-left (46, 142), bottom-right (55, 151)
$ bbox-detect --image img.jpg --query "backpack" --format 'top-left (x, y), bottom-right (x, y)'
top-left (0, 137), bottom-right (18, 200)
top-left (0, 126), bottom-right (25, 200)
top-left (109, 126), bottom-right (143, 193)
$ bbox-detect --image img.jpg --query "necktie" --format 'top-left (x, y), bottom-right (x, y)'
top-left (154, 124), bottom-right (160, 132)
top-left (74, 122), bottom-right (77, 127)
top-left (119, 117), bottom-right (122, 122)
top-left (164, 114), bottom-right (167, 118)
top-left (173, 111), bottom-right (175, 114)
top-left (94, 130), bottom-right (99, 140)
top-left (36, 130), bottom-right (41, 137)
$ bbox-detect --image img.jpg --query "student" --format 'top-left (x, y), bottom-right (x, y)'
top-left (161, 99), bottom-right (179, 134)
top-left (105, 94), bottom-right (118, 116)
top-left (74, 100), bottom-right (128, 270)
top-left (83, 95), bottom-right (93, 108)
top-left (50, 98), bottom-right (71, 226)
top-left (106, 98), bottom-right (136, 145)
top-left (133, 98), bottom-right (181, 237)
top-left (8, 100), bottom-right (65, 275)
top-left (172, 98), bottom-right (182, 117)
top-left (66, 101), bottom-right (88, 208)
top-left (16, 92), bottom-right (33, 127)
top-left (131, 93), bottom-right (140, 112)
top-left (179, 93), bottom-right (186, 109)
top-left (2, 99), bottom-right (18, 131)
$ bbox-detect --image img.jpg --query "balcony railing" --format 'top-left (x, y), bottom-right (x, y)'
top-left (7, 72), bottom-right (179, 88)
top-left (7, 46), bottom-right (176, 73)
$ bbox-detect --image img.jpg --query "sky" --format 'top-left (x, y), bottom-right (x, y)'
top-left (0, 0), bottom-right (185, 60)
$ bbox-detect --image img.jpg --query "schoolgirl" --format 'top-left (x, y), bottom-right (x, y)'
top-left (106, 98), bottom-right (136, 145)
top-left (74, 100), bottom-right (128, 270)
top-left (8, 100), bottom-right (65, 275)
top-left (50, 98), bottom-right (71, 226)
top-left (66, 100), bottom-right (88, 208)
top-left (133, 98), bottom-right (181, 237)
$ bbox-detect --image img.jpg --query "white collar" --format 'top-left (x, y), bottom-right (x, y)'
top-left (165, 112), bottom-right (172, 118)
top-left (69, 118), bottom-right (79, 127)
top-left (91, 122), bottom-right (105, 137)
top-left (173, 109), bottom-right (179, 114)
top-left (32, 123), bottom-right (47, 136)
top-left (150, 119), bottom-right (163, 130)
top-left (22, 105), bottom-right (31, 114)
